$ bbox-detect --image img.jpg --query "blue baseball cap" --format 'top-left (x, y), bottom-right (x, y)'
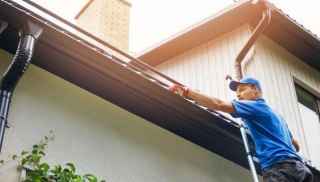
top-left (229, 76), bottom-right (262, 91)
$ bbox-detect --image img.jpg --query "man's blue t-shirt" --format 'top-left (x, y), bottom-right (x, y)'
top-left (231, 98), bottom-right (302, 170)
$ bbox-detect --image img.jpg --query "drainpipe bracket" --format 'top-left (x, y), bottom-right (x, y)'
top-left (23, 21), bottom-right (43, 40)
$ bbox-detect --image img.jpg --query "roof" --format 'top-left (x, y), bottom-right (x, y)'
top-left (136, 0), bottom-right (320, 72)
top-left (0, 0), bottom-right (319, 177)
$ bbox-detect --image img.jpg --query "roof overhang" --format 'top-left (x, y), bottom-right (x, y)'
top-left (263, 5), bottom-right (320, 71)
top-left (136, 0), bottom-right (320, 71)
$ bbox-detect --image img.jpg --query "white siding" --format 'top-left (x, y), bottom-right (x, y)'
top-left (0, 49), bottom-right (252, 181)
top-left (154, 25), bottom-right (320, 169)
top-left (156, 25), bottom-right (252, 101)
top-left (246, 36), bottom-right (320, 167)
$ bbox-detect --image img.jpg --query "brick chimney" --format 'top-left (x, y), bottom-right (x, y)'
top-left (75, 0), bottom-right (131, 51)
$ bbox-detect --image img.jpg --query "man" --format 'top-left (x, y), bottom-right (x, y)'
top-left (169, 76), bottom-right (313, 182)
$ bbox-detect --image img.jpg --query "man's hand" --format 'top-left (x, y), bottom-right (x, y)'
top-left (292, 138), bottom-right (300, 152)
top-left (169, 84), bottom-right (189, 97)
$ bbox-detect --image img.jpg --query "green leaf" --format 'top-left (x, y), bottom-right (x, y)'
top-left (21, 158), bottom-right (28, 166)
top-left (51, 165), bottom-right (62, 174)
top-left (84, 174), bottom-right (98, 182)
top-left (39, 163), bottom-right (50, 173)
top-left (39, 151), bottom-right (46, 156)
top-left (66, 163), bottom-right (76, 173)
top-left (32, 149), bottom-right (38, 154)
top-left (31, 154), bottom-right (41, 164)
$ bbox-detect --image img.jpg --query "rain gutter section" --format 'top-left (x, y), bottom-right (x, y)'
top-left (0, 21), bottom-right (42, 152)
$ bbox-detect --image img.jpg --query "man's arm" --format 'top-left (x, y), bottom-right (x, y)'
top-left (169, 85), bottom-right (235, 113)
top-left (187, 89), bottom-right (235, 113)
top-left (292, 138), bottom-right (300, 152)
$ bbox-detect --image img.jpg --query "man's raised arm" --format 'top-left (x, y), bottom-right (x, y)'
top-left (169, 85), bottom-right (235, 113)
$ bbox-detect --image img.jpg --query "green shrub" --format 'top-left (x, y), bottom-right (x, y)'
top-left (1, 131), bottom-right (105, 182)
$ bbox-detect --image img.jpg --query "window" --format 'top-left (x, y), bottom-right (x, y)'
top-left (295, 83), bottom-right (320, 168)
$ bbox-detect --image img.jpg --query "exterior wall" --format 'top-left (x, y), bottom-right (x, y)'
top-left (0, 49), bottom-right (252, 181)
top-left (155, 25), bottom-right (252, 101)
top-left (153, 25), bottom-right (320, 169)
top-left (246, 35), bottom-right (320, 168)
top-left (76, 0), bottom-right (130, 51)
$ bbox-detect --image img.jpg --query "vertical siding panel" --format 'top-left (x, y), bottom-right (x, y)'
top-left (200, 45), bottom-right (208, 94)
top-left (196, 47), bottom-right (202, 90)
top-left (177, 54), bottom-right (185, 83)
top-left (221, 34), bottom-right (229, 100)
top-left (269, 44), bottom-right (287, 116)
top-left (208, 40), bottom-right (221, 98)
top-left (198, 46), bottom-right (204, 90)
top-left (186, 50), bottom-right (193, 87)
top-left (204, 45), bottom-right (211, 94)
top-left (275, 47), bottom-right (300, 139)
top-left (208, 43), bottom-right (217, 96)
top-left (213, 41), bottom-right (220, 98)
top-left (226, 32), bottom-right (236, 100)
top-left (255, 42), bottom-right (274, 105)
top-left (179, 53), bottom-right (185, 84)
top-left (216, 35), bottom-right (227, 99)
top-left (190, 49), bottom-right (197, 88)
top-left (204, 44), bottom-right (211, 95)
top-left (268, 47), bottom-right (280, 109)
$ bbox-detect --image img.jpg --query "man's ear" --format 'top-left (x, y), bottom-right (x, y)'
top-left (252, 85), bottom-right (262, 97)
top-left (256, 88), bottom-right (263, 98)
top-left (250, 85), bottom-right (258, 92)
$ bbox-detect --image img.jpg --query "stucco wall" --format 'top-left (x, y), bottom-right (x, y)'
top-left (0, 49), bottom-right (252, 181)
